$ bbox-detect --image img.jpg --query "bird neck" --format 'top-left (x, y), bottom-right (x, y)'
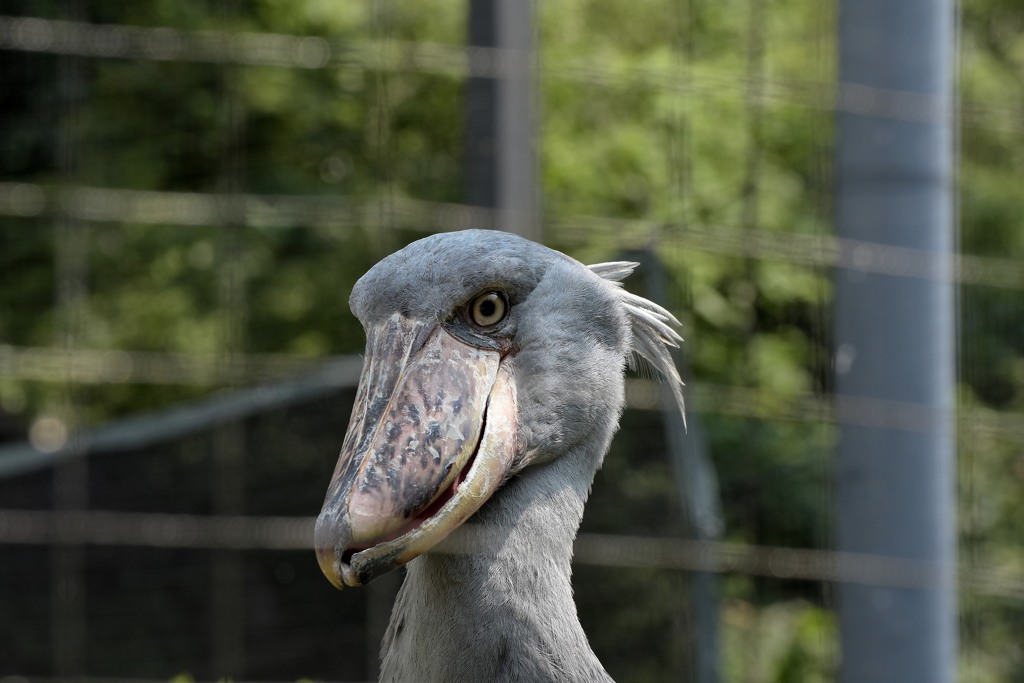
top-left (379, 441), bottom-right (615, 683)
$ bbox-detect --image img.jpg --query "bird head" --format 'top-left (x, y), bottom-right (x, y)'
top-left (315, 230), bottom-right (683, 589)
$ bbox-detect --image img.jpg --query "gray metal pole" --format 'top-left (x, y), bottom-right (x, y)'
top-left (835, 0), bottom-right (957, 681)
top-left (465, 0), bottom-right (539, 241)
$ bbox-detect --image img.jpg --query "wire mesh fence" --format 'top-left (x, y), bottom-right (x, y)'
top-left (1, 1), bottom-right (1022, 682)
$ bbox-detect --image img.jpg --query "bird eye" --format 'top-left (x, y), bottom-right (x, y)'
top-left (469, 291), bottom-right (507, 328)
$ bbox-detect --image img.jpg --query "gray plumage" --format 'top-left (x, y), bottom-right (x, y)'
top-left (329, 229), bottom-right (684, 682)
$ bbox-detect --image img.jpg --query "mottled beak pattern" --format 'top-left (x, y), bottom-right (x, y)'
top-left (315, 314), bottom-right (517, 588)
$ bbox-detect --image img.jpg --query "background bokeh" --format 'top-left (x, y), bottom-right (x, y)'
top-left (1, 1), bottom-right (1022, 681)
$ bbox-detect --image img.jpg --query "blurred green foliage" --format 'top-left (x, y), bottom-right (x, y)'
top-left (1, 0), bottom-right (1023, 681)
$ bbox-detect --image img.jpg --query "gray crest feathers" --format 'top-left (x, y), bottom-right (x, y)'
top-left (587, 261), bottom-right (687, 426)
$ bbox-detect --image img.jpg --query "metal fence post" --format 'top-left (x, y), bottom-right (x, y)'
top-left (835, 0), bottom-right (957, 680)
top-left (466, 0), bottom-right (539, 241)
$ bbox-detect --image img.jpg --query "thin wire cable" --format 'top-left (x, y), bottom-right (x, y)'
top-left (2, 182), bottom-right (1021, 289)
top-left (0, 509), bottom-right (1020, 601)
top-left (0, 14), bottom-right (1019, 133)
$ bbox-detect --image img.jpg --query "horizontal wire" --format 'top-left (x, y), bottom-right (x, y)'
top-left (0, 345), bottom-right (330, 385)
top-left (0, 182), bottom-right (362, 228)
top-left (0, 345), bottom-right (1019, 444)
top-left (0, 14), bottom-right (1018, 132)
top-left (0, 345), bottom-right (1018, 439)
top-left (2, 182), bottom-right (1021, 289)
top-left (0, 15), bottom-right (332, 68)
top-left (0, 508), bottom-right (1018, 600)
top-left (630, 379), bottom-right (1020, 441)
top-left (554, 215), bottom-right (1024, 289)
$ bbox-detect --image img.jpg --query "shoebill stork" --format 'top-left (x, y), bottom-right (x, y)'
top-left (315, 229), bottom-right (684, 682)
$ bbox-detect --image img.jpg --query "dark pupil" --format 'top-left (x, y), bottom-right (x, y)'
top-left (479, 298), bottom-right (496, 319)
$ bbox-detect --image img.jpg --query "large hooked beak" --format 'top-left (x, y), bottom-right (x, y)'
top-left (315, 314), bottom-right (517, 589)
